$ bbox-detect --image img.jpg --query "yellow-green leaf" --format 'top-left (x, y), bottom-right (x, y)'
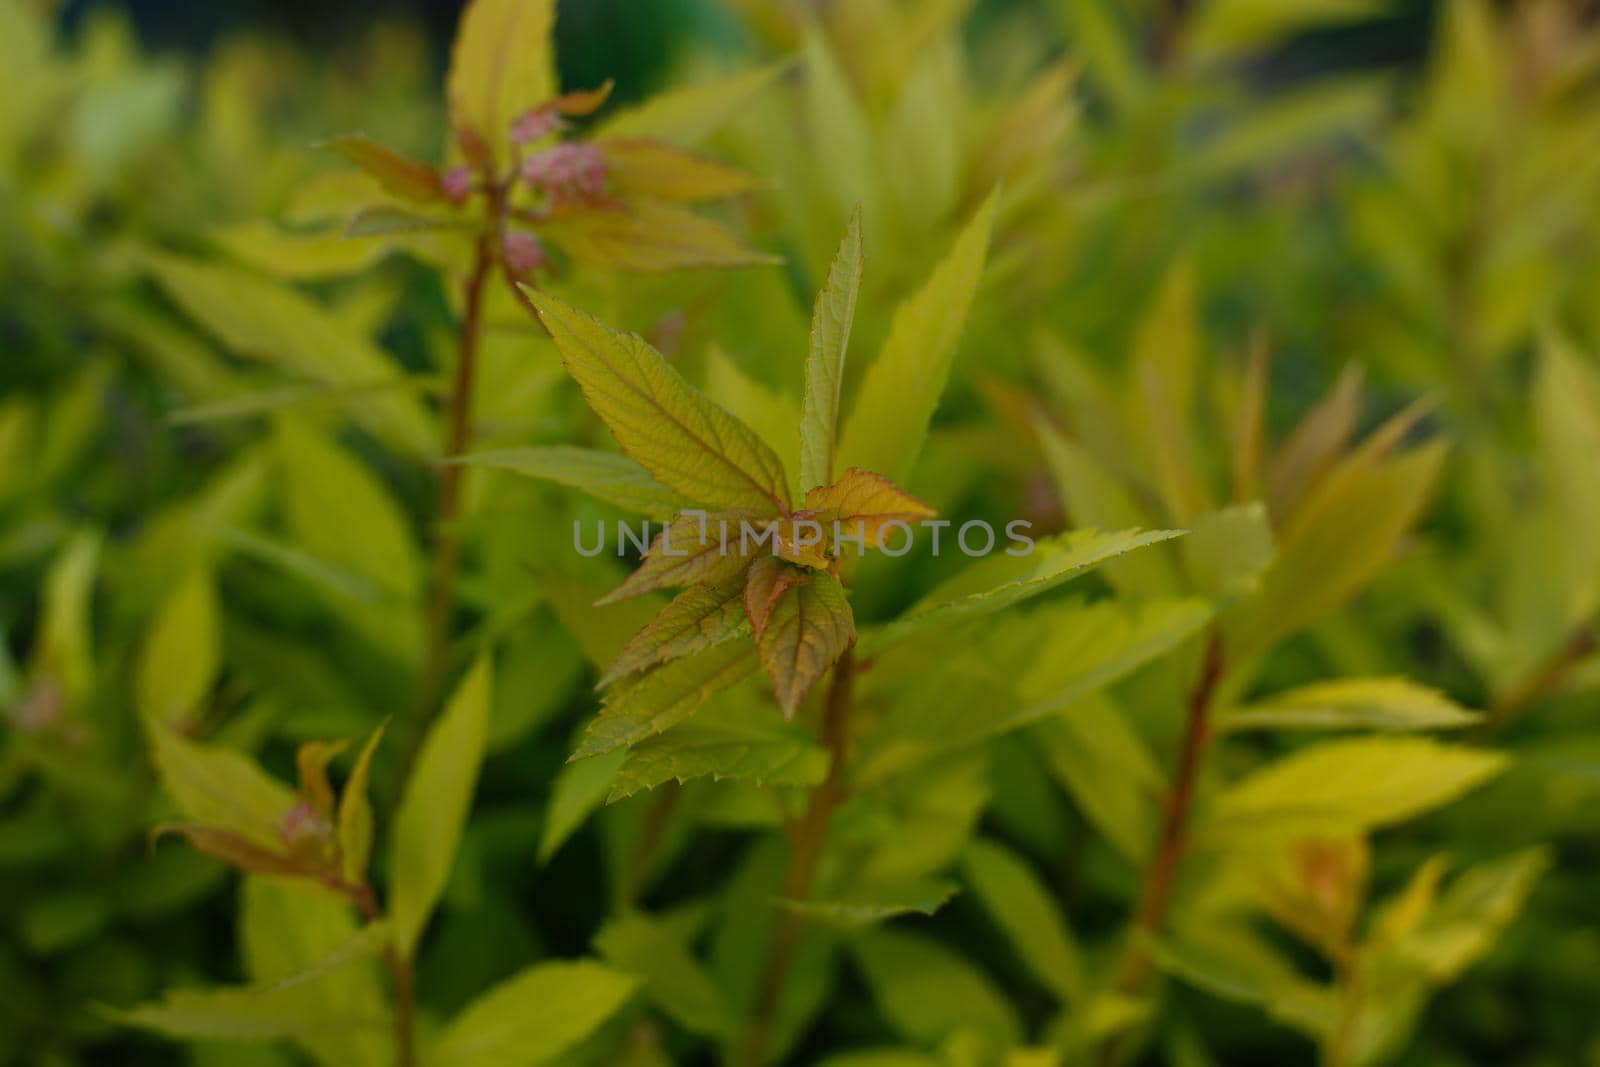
top-left (837, 192), bottom-right (996, 481)
top-left (573, 640), bottom-right (758, 759)
top-left (609, 711), bottom-right (828, 800)
top-left (867, 528), bottom-right (1185, 651)
top-left (456, 446), bottom-right (687, 517)
top-left (149, 729), bottom-right (294, 849)
top-left (136, 566), bottom-right (220, 729)
top-left (800, 208), bottom-right (864, 491)
top-left (337, 720), bottom-right (387, 885)
top-left (594, 911), bottom-right (736, 1036)
top-left (143, 254), bottom-right (433, 454)
top-left (962, 839), bottom-right (1084, 1003)
top-left (446, 0), bottom-right (556, 168)
top-left (1205, 738), bottom-right (1507, 843)
top-left (600, 578), bottom-right (749, 687)
top-left (390, 657), bottom-right (491, 958)
top-left (595, 64), bottom-right (784, 145)
top-left (530, 291), bottom-right (792, 513)
top-left (540, 200), bottom-right (778, 273)
top-left (426, 960), bottom-right (638, 1067)
top-left (324, 133), bottom-right (440, 202)
top-left (1220, 678), bottom-right (1479, 733)
top-left (599, 139), bottom-right (759, 201)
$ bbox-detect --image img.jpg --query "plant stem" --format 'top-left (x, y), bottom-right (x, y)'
top-left (736, 648), bottom-right (856, 1067)
top-left (1100, 630), bottom-right (1226, 1065)
top-left (394, 210), bottom-right (495, 795)
top-left (354, 884), bottom-right (416, 1067)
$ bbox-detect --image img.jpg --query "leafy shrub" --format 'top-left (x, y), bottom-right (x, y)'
top-left (3, 1), bottom-right (1599, 1066)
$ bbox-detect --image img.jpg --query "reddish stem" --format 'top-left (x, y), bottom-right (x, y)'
top-left (737, 649), bottom-right (856, 1067)
top-left (1100, 630), bottom-right (1226, 1065)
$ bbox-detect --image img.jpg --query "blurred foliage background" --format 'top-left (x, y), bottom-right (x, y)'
top-left (5, 0), bottom-right (1600, 1066)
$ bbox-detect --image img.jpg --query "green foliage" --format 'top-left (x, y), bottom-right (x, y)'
top-left (4, 0), bottom-right (1597, 1065)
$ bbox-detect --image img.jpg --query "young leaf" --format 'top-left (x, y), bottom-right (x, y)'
top-left (136, 565), bottom-right (220, 729)
top-left (600, 578), bottom-right (749, 687)
top-left (390, 656), bottom-right (491, 957)
top-left (573, 640), bottom-right (758, 759)
top-left (1204, 738), bottom-right (1507, 842)
top-left (800, 209), bottom-right (864, 491)
top-left (837, 192), bottom-right (997, 482)
top-left (336, 720), bottom-right (386, 886)
top-left (1219, 678), bottom-right (1480, 733)
top-left (455, 446), bottom-right (686, 517)
top-left (426, 960), bottom-right (637, 1067)
top-left (803, 468), bottom-right (935, 549)
top-left (446, 0), bottom-right (556, 168)
top-left (529, 291), bottom-right (791, 514)
top-left (755, 569), bottom-right (856, 716)
top-left (962, 839), bottom-right (1084, 1003)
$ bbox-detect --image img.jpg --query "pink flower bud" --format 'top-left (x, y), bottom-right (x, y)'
top-left (502, 231), bottom-right (547, 274)
top-left (511, 106), bottom-right (562, 146)
top-left (279, 800), bottom-right (332, 850)
top-left (441, 164), bottom-right (474, 204)
top-left (520, 142), bottom-right (608, 205)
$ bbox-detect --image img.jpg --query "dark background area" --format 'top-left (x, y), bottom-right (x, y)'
top-left (59, 0), bottom-right (1444, 104)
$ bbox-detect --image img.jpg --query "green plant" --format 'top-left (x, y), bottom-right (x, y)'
top-left (6, 1), bottom-right (1600, 1066)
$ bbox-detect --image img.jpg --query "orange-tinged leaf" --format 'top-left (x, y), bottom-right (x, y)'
top-left (803, 467), bottom-right (936, 550)
top-left (551, 80), bottom-right (614, 116)
top-left (756, 569), bottom-right (855, 716)
top-left (540, 200), bottom-right (779, 272)
top-left (599, 511), bottom-right (764, 604)
top-left (800, 208), bottom-right (864, 491)
top-left (530, 292), bottom-right (792, 514)
top-left (770, 515), bottom-right (833, 569)
top-left (447, 0), bottom-right (557, 168)
top-left (295, 740), bottom-right (348, 818)
top-left (600, 578), bottom-right (749, 687)
top-left (153, 825), bottom-right (315, 882)
top-left (325, 134), bottom-right (442, 203)
top-left (744, 556), bottom-right (807, 639)
top-left (599, 140), bottom-right (760, 201)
